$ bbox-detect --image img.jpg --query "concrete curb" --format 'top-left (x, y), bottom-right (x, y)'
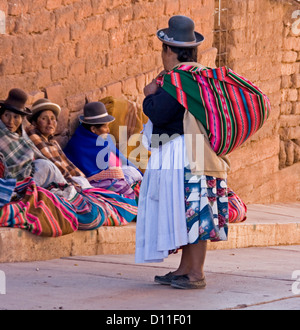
top-left (0, 203), bottom-right (299, 263)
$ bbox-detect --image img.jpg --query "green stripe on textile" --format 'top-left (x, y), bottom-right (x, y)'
top-left (162, 69), bottom-right (209, 134)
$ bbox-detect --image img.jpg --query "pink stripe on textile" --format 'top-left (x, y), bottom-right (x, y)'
top-left (226, 85), bottom-right (247, 151)
top-left (214, 79), bottom-right (232, 154)
top-left (196, 74), bottom-right (222, 153)
top-left (171, 72), bottom-right (188, 109)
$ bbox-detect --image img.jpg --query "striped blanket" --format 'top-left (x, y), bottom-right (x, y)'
top-left (158, 64), bottom-right (271, 156)
top-left (0, 178), bottom-right (78, 236)
top-left (67, 186), bottom-right (138, 230)
top-left (0, 178), bottom-right (138, 237)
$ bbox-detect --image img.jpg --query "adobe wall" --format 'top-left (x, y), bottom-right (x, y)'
top-left (218, 0), bottom-right (300, 203)
top-left (0, 0), bottom-right (217, 139)
top-left (0, 0), bottom-right (299, 204)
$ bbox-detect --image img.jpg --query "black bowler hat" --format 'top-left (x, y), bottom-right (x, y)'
top-left (0, 88), bottom-right (31, 116)
top-left (157, 15), bottom-right (204, 48)
top-left (79, 102), bottom-right (115, 125)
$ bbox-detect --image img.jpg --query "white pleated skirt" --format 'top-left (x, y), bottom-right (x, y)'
top-left (135, 130), bottom-right (189, 263)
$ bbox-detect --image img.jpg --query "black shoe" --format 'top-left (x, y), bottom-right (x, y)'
top-left (154, 272), bottom-right (187, 285)
top-left (171, 275), bottom-right (206, 289)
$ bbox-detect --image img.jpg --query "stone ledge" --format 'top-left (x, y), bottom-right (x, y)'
top-left (0, 204), bottom-right (300, 263)
top-left (0, 224), bottom-right (137, 263)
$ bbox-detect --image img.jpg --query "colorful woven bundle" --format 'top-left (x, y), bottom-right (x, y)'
top-left (228, 189), bottom-right (247, 223)
top-left (159, 65), bottom-right (271, 156)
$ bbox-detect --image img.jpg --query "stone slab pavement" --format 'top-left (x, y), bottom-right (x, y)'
top-left (0, 245), bottom-right (299, 311)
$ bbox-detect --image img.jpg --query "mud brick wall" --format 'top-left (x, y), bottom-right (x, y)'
top-left (0, 0), bottom-right (217, 140)
top-left (0, 0), bottom-right (299, 204)
top-left (216, 0), bottom-right (300, 203)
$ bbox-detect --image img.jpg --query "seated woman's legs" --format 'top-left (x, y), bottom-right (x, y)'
top-left (32, 159), bottom-right (77, 199)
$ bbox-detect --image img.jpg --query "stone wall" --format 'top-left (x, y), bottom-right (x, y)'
top-left (0, 0), bottom-right (299, 204)
top-left (215, 0), bottom-right (300, 203)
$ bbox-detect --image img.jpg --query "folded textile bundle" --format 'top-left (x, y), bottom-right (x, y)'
top-left (228, 188), bottom-right (247, 223)
top-left (0, 178), bottom-right (138, 236)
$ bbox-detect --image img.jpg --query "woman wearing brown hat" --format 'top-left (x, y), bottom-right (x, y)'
top-left (26, 98), bottom-right (90, 188)
top-left (135, 16), bottom-right (229, 289)
top-left (0, 89), bottom-right (76, 199)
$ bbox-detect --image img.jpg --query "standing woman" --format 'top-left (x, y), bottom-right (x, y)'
top-left (135, 16), bottom-right (230, 289)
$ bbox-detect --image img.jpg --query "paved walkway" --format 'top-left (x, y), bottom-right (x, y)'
top-left (0, 245), bottom-right (300, 310)
top-left (0, 203), bottom-right (299, 311)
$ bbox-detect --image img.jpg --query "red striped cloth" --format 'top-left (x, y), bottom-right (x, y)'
top-left (0, 161), bottom-right (4, 178)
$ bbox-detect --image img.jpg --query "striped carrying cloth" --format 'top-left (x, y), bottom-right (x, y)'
top-left (158, 64), bottom-right (271, 156)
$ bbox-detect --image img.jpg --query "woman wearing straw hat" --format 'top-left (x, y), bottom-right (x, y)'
top-left (26, 98), bottom-right (89, 188)
top-left (135, 16), bottom-right (229, 289)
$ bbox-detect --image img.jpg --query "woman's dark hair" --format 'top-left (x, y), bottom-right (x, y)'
top-left (81, 122), bottom-right (104, 132)
top-left (30, 112), bottom-right (41, 124)
top-left (162, 43), bottom-right (198, 62)
top-left (0, 106), bottom-right (5, 117)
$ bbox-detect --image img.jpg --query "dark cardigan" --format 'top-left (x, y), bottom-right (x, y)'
top-left (143, 87), bottom-right (185, 138)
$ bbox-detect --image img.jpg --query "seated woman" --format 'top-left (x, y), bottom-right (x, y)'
top-left (64, 101), bottom-right (142, 199)
top-left (26, 98), bottom-right (91, 189)
top-left (0, 88), bottom-right (76, 199)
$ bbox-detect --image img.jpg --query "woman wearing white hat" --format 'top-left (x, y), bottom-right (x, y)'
top-left (26, 98), bottom-right (88, 187)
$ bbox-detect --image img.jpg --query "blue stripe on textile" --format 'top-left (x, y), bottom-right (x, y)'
top-left (213, 69), bottom-right (217, 79)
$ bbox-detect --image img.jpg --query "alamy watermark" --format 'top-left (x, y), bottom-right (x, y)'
top-left (0, 270), bottom-right (5, 295)
top-left (292, 270), bottom-right (300, 295)
top-left (95, 127), bottom-right (205, 171)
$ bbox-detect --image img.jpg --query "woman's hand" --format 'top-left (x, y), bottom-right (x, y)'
top-left (143, 70), bottom-right (168, 97)
top-left (156, 70), bottom-right (167, 79)
top-left (143, 79), bottom-right (159, 96)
